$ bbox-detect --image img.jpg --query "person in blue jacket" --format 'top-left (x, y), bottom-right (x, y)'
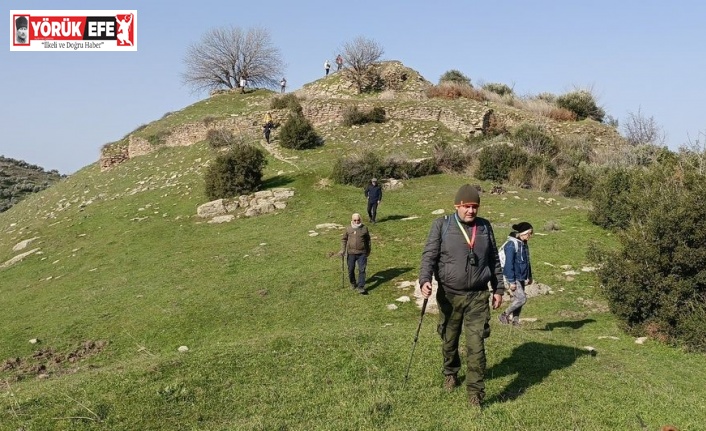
top-left (498, 222), bottom-right (533, 326)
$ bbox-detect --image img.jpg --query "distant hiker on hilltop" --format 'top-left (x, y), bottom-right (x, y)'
top-left (324, 60), bottom-right (331, 76)
top-left (335, 54), bottom-right (343, 72)
top-left (240, 76), bottom-right (247, 93)
top-left (280, 77), bottom-right (287, 93)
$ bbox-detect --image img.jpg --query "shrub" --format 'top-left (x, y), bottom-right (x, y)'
top-left (439, 70), bottom-right (471, 86)
top-left (588, 167), bottom-right (638, 230)
top-left (482, 82), bottom-right (513, 96)
top-left (560, 166), bottom-right (596, 198)
top-left (331, 151), bottom-right (382, 187)
top-left (546, 107), bottom-right (577, 122)
top-left (512, 124), bottom-right (558, 157)
top-left (426, 83), bottom-right (486, 101)
top-left (331, 151), bottom-right (439, 186)
top-left (588, 171), bottom-right (706, 352)
top-left (204, 145), bottom-right (267, 200)
top-left (556, 90), bottom-right (605, 122)
top-left (270, 94), bottom-right (302, 113)
top-left (206, 128), bottom-right (237, 149)
top-left (279, 113), bottom-right (320, 150)
top-left (146, 130), bottom-right (171, 146)
top-left (342, 106), bottom-right (386, 126)
top-left (476, 144), bottom-right (528, 182)
top-left (433, 142), bottom-right (471, 172)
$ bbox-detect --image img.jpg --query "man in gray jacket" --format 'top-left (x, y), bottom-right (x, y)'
top-left (419, 184), bottom-right (504, 408)
top-left (341, 213), bottom-right (371, 295)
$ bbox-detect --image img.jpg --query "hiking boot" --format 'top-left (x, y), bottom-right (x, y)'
top-left (356, 286), bottom-right (368, 295)
top-left (512, 320), bottom-right (520, 327)
top-left (498, 313), bottom-right (509, 325)
top-left (443, 374), bottom-right (458, 392)
top-left (468, 393), bottom-right (483, 408)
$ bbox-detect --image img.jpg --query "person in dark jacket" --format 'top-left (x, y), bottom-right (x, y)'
top-left (364, 178), bottom-right (382, 223)
top-left (498, 222), bottom-right (533, 326)
top-left (419, 184), bottom-right (504, 408)
top-left (341, 213), bottom-right (371, 295)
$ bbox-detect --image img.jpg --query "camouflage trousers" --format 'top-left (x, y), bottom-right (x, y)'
top-left (436, 289), bottom-right (491, 397)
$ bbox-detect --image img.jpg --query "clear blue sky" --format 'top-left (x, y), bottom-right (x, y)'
top-left (2, 0), bottom-right (705, 174)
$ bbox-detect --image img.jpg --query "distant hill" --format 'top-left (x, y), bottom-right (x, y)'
top-left (0, 156), bottom-right (64, 212)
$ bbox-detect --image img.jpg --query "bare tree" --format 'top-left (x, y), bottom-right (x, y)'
top-left (182, 26), bottom-right (284, 93)
top-left (622, 108), bottom-right (666, 146)
top-left (340, 36), bottom-right (384, 93)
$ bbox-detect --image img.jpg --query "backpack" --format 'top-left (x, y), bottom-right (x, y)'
top-left (441, 216), bottom-right (515, 268)
top-left (497, 239), bottom-right (519, 269)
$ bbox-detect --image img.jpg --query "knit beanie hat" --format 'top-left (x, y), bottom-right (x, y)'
top-left (16, 16), bottom-right (28, 29)
top-left (512, 222), bottom-right (533, 234)
top-left (454, 184), bottom-right (480, 205)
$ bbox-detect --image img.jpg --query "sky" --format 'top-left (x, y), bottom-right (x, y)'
top-left (1, 0), bottom-right (705, 174)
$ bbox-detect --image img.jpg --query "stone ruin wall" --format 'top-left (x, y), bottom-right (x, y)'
top-left (99, 98), bottom-right (623, 170)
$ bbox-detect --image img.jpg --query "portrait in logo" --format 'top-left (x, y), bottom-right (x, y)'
top-left (15, 15), bottom-right (29, 44)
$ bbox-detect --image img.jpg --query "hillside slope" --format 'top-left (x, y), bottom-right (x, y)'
top-left (0, 64), bottom-right (701, 430)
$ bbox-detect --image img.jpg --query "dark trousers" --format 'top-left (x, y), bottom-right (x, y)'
top-left (347, 253), bottom-right (367, 288)
top-left (264, 127), bottom-right (271, 144)
top-left (436, 289), bottom-right (491, 398)
top-left (367, 201), bottom-right (378, 223)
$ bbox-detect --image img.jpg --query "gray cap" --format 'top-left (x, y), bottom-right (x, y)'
top-left (371, 178), bottom-right (377, 182)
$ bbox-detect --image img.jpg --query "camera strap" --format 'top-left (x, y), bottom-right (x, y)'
top-left (453, 213), bottom-right (476, 250)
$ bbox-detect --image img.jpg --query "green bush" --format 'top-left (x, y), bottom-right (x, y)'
top-left (556, 90), bottom-right (605, 122)
top-left (204, 145), bottom-right (267, 200)
top-left (331, 151), bottom-right (382, 187)
top-left (270, 94), bottom-right (302, 113)
top-left (513, 124), bottom-right (558, 157)
top-left (342, 106), bottom-right (386, 126)
top-left (482, 82), bottom-right (513, 96)
top-left (331, 151), bottom-right (439, 186)
top-left (476, 144), bottom-right (528, 182)
top-left (439, 70), bottom-right (471, 86)
top-left (560, 166), bottom-right (596, 198)
top-left (206, 129), bottom-right (237, 149)
top-left (588, 167), bottom-right (638, 230)
top-left (433, 142), bottom-right (471, 172)
top-left (279, 113), bottom-right (320, 150)
top-left (588, 171), bottom-right (706, 352)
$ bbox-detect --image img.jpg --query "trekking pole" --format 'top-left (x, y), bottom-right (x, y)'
top-left (403, 297), bottom-right (428, 386)
top-left (341, 253), bottom-right (345, 289)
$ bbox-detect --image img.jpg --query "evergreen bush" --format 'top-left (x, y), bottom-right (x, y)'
top-left (279, 113), bottom-right (320, 149)
top-left (203, 145), bottom-right (267, 200)
top-left (476, 144), bottom-right (528, 182)
top-left (556, 90), bottom-right (605, 122)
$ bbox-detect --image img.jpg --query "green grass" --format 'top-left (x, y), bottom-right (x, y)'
top-left (1, 91), bottom-right (703, 431)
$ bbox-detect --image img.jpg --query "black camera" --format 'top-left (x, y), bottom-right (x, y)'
top-left (468, 249), bottom-right (477, 266)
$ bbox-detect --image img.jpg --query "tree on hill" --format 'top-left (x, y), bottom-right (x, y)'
top-left (182, 26), bottom-right (284, 93)
top-left (340, 36), bottom-right (384, 93)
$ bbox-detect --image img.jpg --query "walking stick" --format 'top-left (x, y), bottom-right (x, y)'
top-left (403, 297), bottom-right (428, 385)
top-left (341, 253), bottom-right (345, 289)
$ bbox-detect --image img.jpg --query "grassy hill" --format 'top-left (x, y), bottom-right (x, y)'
top-left (1, 68), bottom-right (702, 430)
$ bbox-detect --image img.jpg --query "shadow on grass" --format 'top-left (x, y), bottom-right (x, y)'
top-left (540, 318), bottom-right (596, 331)
top-left (375, 214), bottom-right (412, 223)
top-left (365, 267), bottom-right (414, 292)
top-left (262, 175), bottom-right (295, 188)
top-left (486, 341), bottom-right (595, 404)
